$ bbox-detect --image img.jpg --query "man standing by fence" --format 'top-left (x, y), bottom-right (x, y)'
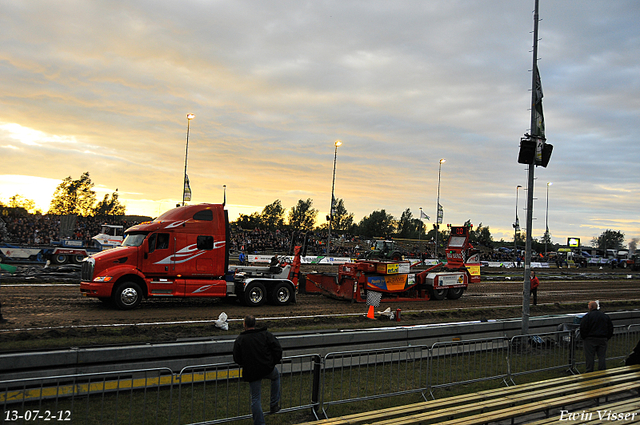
top-left (580, 300), bottom-right (614, 372)
top-left (233, 315), bottom-right (282, 425)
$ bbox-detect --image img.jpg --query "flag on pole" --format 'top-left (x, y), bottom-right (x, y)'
top-left (183, 175), bottom-right (192, 202)
top-left (420, 210), bottom-right (430, 220)
top-left (437, 204), bottom-right (444, 224)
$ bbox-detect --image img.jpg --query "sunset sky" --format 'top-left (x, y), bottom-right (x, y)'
top-left (1, 1), bottom-right (639, 247)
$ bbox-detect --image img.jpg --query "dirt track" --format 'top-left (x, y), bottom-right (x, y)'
top-left (2, 268), bottom-right (639, 335)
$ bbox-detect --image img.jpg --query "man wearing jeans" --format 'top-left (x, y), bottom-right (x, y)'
top-left (580, 301), bottom-right (614, 372)
top-left (233, 315), bottom-right (282, 425)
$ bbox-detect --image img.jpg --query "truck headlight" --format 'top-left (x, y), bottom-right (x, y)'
top-left (94, 276), bottom-right (113, 282)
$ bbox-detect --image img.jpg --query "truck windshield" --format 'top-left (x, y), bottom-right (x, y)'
top-left (122, 232), bottom-right (149, 247)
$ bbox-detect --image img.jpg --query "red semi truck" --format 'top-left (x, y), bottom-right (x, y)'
top-left (80, 204), bottom-right (301, 310)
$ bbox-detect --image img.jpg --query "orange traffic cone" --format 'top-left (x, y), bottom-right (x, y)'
top-left (366, 305), bottom-right (375, 320)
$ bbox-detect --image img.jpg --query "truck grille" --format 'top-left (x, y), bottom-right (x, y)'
top-left (81, 260), bottom-right (94, 281)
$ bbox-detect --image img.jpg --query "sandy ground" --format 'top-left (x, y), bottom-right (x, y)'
top-left (0, 266), bottom-right (638, 348)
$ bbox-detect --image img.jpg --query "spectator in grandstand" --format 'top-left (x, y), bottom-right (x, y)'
top-left (580, 300), bottom-right (614, 372)
top-left (233, 315), bottom-right (282, 425)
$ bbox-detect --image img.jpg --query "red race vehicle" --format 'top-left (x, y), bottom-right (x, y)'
top-left (80, 204), bottom-right (301, 310)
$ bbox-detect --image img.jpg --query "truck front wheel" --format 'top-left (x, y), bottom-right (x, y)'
top-left (113, 282), bottom-right (143, 310)
top-left (270, 282), bottom-right (293, 306)
top-left (244, 282), bottom-right (267, 307)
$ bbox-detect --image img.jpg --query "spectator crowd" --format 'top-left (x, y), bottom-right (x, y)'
top-left (0, 213), bottom-right (362, 256)
top-left (2, 213), bottom-right (562, 264)
top-left (230, 227), bottom-right (362, 257)
top-left (0, 215), bottom-right (135, 247)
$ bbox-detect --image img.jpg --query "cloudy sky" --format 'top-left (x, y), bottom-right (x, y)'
top-left (1, 0), bottom-right (639, 247)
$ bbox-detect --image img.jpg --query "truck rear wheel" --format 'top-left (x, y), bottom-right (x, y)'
top-left (446, 287), bottom-right (464, 300)
top-left (430, 288), bottom-right (448, 300)
top-left (270, 282), bottom-right (293, 306)
top-left (113, 282), bottom-right (143, 310)
top-left (244, 282), bottom-right (267, 307)
top-left (52, 254), bottom-right (68, 265)
top-left (72, 255), bottom-right (85, 264)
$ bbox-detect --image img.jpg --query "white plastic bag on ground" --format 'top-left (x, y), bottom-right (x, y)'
top-left (214, 312), bottom-right (228, 330)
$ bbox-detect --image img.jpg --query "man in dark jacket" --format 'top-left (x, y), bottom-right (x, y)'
top-left (580, 301), bottom-right (614, 372)
top-left (233, 315), bottom-right (282, 425)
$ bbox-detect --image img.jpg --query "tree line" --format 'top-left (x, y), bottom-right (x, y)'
top-left (1, 172), bottom-right (632, 252)
top-left (1, 172), bottom-right (125, 218)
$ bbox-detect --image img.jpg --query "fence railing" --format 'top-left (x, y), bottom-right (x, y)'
top-left (429, 337), bottom-right (509, 395)
top-left (1, 327), bottom-right (638, 424)
top-left (320, 345), bottom-right (430, 410)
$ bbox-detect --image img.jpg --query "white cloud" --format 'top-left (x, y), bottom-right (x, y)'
top-left (0, 0), bottom-right (639, 245)
top-left (0, 123), bottom-right (78, 146)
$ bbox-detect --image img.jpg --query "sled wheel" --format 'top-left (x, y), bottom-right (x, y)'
top-left (446, 287), bottom-right (464, 300)
top-left (430, 288), bottom-right (448, 300)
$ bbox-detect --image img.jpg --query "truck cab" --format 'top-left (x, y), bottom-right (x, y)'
top-left (80, 204), bottom-right (298, 310)
top-left (92, 224), bottom-right (124, 249)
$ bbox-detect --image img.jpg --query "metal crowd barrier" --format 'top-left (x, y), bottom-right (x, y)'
top-left (507, 330), bottom-right (574, 384)
top-left (571, 325), bottom-right (631, 372)
top-left (2, 328), bottom-right (639, 424)
top-left (174, 354), bottom-right (320, 425)
top-left (318, 345), bottom-right (430, 417)
top-left (0, 367), bottom-right (175, 425)
top-left (428, 337), bottom-right (509, 396)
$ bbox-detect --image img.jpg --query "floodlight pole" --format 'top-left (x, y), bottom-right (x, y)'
top-left (182, 113), bottom-right (195, 206)
top-left (545, 182), bottom-right (552, 255)
top-left (434, 159), bottom-right (445, 261)
top-left (514, 185), bottom-right (522, 254)
top-left (522, 0), bottom-right (541, 335)
top-left (419, 207), bottom-right (423, 242)
top-left (327, 140), bottom-right (342, 257)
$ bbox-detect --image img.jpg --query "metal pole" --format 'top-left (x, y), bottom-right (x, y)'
top-left (419, 207), bottom-right (423, 242)
top-left (514, 185), bottom-right (521, 255)
top-left (522, 0), bottom-right (541, 335)
top-left (182, 114), bottom-right (194, 206)
top-left (328, 140), bottom-right (341, 257)
top-left (545, 182), bottom-right (551, 255)
top-left (435, 159), bottom-right (444, 261)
